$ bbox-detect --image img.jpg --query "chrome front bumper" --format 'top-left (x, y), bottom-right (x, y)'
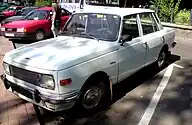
top-left (0, 74), bottom-right (80, 112)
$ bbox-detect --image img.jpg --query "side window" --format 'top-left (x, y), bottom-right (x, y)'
top-left (38, 11), bottom-right (48, 20)
top-left (25, 10), bottom-right (38, 20)
top-left (121, 14), bottom-right (139, 39)
top-left (61, 9), bottom-right (71, 16)
top-left (139, 13), bottom-right (159, 35)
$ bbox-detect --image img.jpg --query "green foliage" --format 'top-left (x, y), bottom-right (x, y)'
top-left (150, 0), bottom-right (182, 22)
top-left (174, 9), bottom-right (190, 25)
top-left (35, 0), bottom-right (52, 7)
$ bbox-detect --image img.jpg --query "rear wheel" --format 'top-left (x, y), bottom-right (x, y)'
top-left (156, 49), bottom-right (167, 69)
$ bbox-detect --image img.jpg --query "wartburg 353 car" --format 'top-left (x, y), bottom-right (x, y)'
top-left (1, 7), bottom-right (176, 113)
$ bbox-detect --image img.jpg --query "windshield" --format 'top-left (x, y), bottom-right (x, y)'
top-left (24, 10), bottom-right (49, 20)
top-left (62, 13), bottom-right (121, 41)
top-left (21, 8), bottom-right (35, 16)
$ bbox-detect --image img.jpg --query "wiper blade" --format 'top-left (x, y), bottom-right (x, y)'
top-left (80, 32), bottom-right (99, 41)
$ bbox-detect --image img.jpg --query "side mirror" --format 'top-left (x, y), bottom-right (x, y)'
top-left (120, 34), bottom-right (132, 46)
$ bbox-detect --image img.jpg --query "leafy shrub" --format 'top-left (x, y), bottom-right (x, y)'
top-left (174, 9), bottom-right (190, 25)
top-left (150, 0), bottom-right (182, 22)
top-left (35, 0), bottom-right (52, 7)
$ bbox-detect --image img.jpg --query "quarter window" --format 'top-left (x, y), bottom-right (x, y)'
top-left (139, 13), bottom-right (159, 35)
top-left (121, 14), bottom-right (139, 39)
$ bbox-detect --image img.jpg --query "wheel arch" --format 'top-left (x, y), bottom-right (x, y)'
top-left (81, 71), bottom-right (113, 101)
top-left (36, 28), bottom-right (45, 33)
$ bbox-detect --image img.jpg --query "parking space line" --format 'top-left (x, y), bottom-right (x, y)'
top-left (137, 64), bottom-right (174, 125)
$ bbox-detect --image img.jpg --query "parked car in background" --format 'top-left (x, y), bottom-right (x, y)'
top-left (1, 5), bottom-right (24, 17)
top-left (1, 7), bottom-right (176, 113)
top-left (0, 3), bottom-right (9, 12)
top-left (0, 6), bottom-right (71, 41)
top-left (0, 3), bottom-right (18, 21)
top-left (0, 6), bottom-right (38, 25)
top-left (0, 2), bottom-right (16, 12)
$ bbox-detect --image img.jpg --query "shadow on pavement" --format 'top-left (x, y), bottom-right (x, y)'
top-left (149, 59), bottom-right (192, 125)
top-left (34, 54), bottom-right (180, 125)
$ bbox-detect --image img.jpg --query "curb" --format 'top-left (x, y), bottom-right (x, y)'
top-left (162, 22), bottom-right (192, 30)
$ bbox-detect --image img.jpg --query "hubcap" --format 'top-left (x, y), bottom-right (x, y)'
top-left (36, 31), bottom-right (44, 40)
top-left (82, 86), bottom-right (102, 109)
top-left (158, 52), bottom-right (166, 67)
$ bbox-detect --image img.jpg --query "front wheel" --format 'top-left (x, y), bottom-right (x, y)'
top-left (35, 30), bottom-right (45, 41)
top-left (77, 79), bottom-right (109, 115)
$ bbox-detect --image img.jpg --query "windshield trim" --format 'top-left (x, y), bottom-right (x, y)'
top-left (61, 13), bottom-right (121, 42)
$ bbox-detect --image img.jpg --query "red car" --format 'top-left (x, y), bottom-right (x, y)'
top-left (0, 7), bottom-right (71, 41)
top-left (1, 5), bottom-right (24, 17)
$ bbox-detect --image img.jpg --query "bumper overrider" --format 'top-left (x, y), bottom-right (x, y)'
top-left (0, 74), bottom-right (80, 112)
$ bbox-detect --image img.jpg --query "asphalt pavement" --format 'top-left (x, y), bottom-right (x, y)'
top-left (0, 36), bottom-right (191, 125)
top-left (40, 36), bottom-right (192, 125)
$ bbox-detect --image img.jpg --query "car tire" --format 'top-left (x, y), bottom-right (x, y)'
top-left (35, 30), bottom-right (45, 41)
top-left (77, 77), bottom-right (109, 115)
top-left (156, 49), bottom-right (167, 69)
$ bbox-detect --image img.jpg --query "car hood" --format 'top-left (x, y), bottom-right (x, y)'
top-left (3, 20), bottom-right (37, 28)
top-left (4, 36), bottom-right (119, 71)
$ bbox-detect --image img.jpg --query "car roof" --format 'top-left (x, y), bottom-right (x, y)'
top-left (76, 7), bottom-right (154, 17)
top-left (36, 6), bottom-right (52, 11)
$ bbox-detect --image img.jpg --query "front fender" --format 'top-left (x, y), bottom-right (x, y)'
top-left (57, 50), bottom-right (118, 95)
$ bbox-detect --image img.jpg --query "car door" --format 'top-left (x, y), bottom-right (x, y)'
top-left (138, 12), bottom-right (164, 65)
top-left (118, 14), bottom-right (146, 81)
top-left (37, 10), bottom-right (51, 32)
top-left (60, 8), bottom-right (71, 27)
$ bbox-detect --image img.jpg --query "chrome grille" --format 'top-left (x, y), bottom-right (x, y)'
top-left (10, 65), bottom-right (41, 86)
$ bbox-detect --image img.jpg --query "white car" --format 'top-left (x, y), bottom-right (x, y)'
top-left (1, 7), bottom-right (176, 113)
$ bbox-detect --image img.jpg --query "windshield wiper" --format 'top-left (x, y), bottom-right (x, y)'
top-left (80, 32), bottom-right (99, 41)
